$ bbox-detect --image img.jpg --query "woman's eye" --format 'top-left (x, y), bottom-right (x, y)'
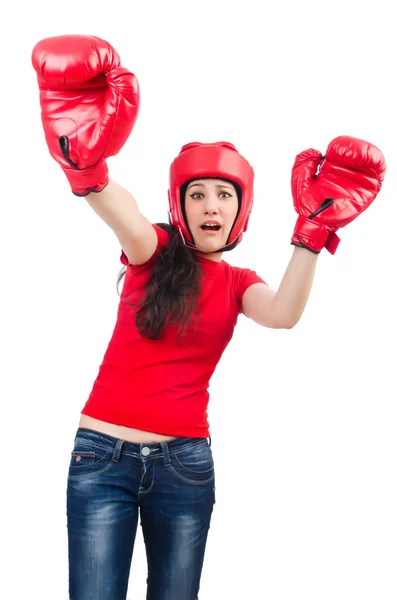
top-left (189, 191), bottom-right (232, 199)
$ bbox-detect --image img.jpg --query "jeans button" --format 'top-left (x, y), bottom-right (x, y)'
top-left (141, 447), bottom-right (151, 456)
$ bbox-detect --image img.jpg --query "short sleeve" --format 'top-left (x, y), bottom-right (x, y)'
top-left (234, 267), bottom-right (268, 314)
top-left (120, 223), bottom-right (170, 267)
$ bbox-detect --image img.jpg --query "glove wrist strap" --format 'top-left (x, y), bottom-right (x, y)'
top-left (63, 160), bottom-right (109, 197)
top-left (291, 215), bottom-right (340, 254)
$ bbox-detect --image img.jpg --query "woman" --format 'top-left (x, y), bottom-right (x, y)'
top-left (32, 35), bottom-right (385, 600)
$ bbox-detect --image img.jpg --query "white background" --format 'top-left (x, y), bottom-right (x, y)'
top-left (1, 0), bottom-right (396, 598)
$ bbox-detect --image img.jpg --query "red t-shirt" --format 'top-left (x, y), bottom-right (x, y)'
top-left (81, 224), bottom-right (267, 438)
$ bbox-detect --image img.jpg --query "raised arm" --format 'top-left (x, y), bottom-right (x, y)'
top-left (32, 35), bottom-right (156, 264)
top-left (85, 179), bottom-right (157, 265)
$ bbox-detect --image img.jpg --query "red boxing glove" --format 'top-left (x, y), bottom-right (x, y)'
top-left (291, 136), bottom-right (386, 254)
top-left (32, 35), bottom-right (140, 196)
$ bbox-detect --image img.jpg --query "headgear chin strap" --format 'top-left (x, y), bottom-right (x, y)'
top-left (168, 141), bottom-right (254, 254)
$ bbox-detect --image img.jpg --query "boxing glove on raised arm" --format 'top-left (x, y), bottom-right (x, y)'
top-left (32, 35), bottom-right (140, 196)
top-left (291, 136), bottom-right (386, 254)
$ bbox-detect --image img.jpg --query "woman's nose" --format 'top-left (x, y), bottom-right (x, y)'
top-left (203, 194), bottom-right (219, 213)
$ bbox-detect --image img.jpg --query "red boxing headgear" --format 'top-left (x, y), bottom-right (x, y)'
top-left (168, 141), bottom-right (254, 253)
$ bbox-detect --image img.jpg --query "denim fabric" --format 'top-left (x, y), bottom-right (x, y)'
top-left (67, 427), bottom-right (215, 599)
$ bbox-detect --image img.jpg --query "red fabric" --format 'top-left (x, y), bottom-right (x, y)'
top-left (81, 224), bottom-right (266, 438)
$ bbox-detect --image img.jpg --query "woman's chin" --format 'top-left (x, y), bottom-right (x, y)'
top-left (194, 238), bottom-right (225, 252)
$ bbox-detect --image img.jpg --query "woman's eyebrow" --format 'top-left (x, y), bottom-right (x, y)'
top-left (214, 184), bottom-right (234, 191)
top-left (187, 183), bottom-right (234, 191)
top-left (188, 183), bottom-right (205, 189)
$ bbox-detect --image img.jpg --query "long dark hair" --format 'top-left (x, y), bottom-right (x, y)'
top-left (116, 216), bottom-right (203, 343)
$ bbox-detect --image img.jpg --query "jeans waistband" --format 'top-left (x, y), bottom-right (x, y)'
top-left (74, 427), bottom-right (212, 459)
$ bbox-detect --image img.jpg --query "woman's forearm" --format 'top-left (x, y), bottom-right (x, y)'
top-left (272, 246), bottom-right (319, 327)
top-left (85, 179), bottom-right (142, 239)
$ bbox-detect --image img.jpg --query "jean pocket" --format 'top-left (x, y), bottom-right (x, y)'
top-left (170, 442), bottom-right (215, 485)
top-left (68, 438), bottom-right (115, 480)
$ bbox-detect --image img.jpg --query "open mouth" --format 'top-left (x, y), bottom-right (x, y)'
top-left (200, 224), bottom-right (222, 234)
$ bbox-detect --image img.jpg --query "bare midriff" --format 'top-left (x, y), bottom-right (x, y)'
top-left (78, 414), bottom-right (178, 443)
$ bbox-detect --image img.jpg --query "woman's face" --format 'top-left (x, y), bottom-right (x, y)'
top-left (183, 178), bottom-right (239, 259)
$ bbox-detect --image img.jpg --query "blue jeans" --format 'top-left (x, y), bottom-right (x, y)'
top-left (66, 427), bottom-right (216, 600)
